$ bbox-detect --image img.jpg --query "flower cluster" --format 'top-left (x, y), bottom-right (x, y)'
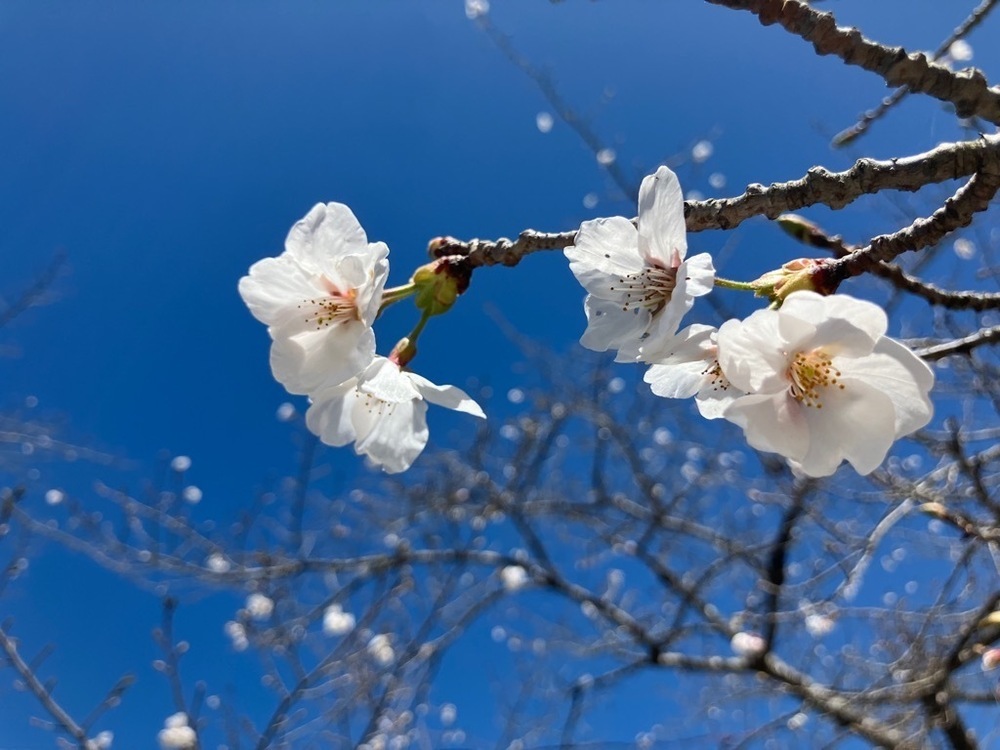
top-left (240, 203), bottom-right (484, 473)
top-left (566, 167), bottom-right (934, 478)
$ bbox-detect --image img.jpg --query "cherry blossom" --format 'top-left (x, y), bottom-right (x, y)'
top-left (238, 202), bottom-right (390, 394)
top-left (643, 324), bottom-right (743, 419)
top-left (716, 291), bottom-right (933, 478)
top-left (564, 166), bottom-right (715, 361)
top-left (305, 356), bottom-right (485, 474)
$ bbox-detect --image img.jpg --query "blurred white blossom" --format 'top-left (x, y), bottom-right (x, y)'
top-left (730, 631), bottom-right (766, 657)
top-left (158, 713), bottom-right (195, 749)
top-left (500, 565), bottom-right (529, 592)
top-left (323, 604), bottom-right (357, 636)
top-left (245, 593), bottom-right (274, 620)
top-left (368, 633), bottom-right (395, 665)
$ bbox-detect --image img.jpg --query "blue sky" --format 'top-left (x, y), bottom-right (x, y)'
top-left (1, 1), bottom-right (998, 747)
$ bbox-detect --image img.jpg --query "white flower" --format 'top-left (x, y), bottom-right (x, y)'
top-left (238, 202), bottom-right (390, 394)
top-left (367, 633), bottom-right (395, 665)
top-left (564, 166), bottom-right (715, 361)
top-left (245, 593), bottom-right (274, 620)
top-left (500, 565), bottom-right (529, 592)
top-left (306, 356), bottom-right (485, 474)
top-left (730, 631), bottom-right (766, 657)
top-left (643, 324), bottom-right (743, 419)
top-left (717, 291), bottom-right (934, 478)
top-left (323, 604), bottom-right (356, 636)
top-left (158, 713), bottom-right (196, 750)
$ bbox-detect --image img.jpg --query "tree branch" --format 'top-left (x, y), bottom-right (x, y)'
top-left (706, 0), bottom-right (1000, 124)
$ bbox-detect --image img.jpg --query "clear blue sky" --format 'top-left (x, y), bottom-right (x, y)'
top-left (1, 1), bottom-right (995, 746)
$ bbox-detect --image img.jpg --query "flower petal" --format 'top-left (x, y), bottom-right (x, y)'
top-left (579, 295), bottom-right (651, 354)
top-left (637, 166), bottom-right (687, 266)
top-left (838, 338), bottom-right (933, 438)
top-left (354, 399), bottom-right (429, 474)
top-left (269, 324), bottom-right (375, 395)
top-left (358, 358), bottom-right (422, 403)
top-left (238, 256), bottom-right (319, 329)
top-left (782, 291), bottom-right (887, 345)
top-left (305, 383), bottom-right (359, 447)
top-left (285, 203), bottom-right (370, 273)
top-left (410, 375), bottom-right (486, 418)
top-left (724, 392), bottom-right (810, 464)
top-left (564, 217), bottom-right (642, 299)
top-left (682, 252), bottom-right (716, 298)
top-left (798, 377), bottom-right (896, 476)
top-left (717, 311), bottom-right (795, 393)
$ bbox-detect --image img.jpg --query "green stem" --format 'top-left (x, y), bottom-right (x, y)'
top-left (379, 283), bottom-right (417, 312)
top-left (713, 277), bottom-right (758, 292)
top-left (408, 312), bottom-right (431, 342)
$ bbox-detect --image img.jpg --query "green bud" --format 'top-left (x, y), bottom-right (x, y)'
top-left (411, 257), bottom-right (471, 317)
top-left (750, 258), bottom-right (838, 306)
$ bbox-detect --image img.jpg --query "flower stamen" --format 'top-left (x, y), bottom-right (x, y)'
top-left (787, 349), bottom-right (844, 408)
top-left (609, 265), bottom-right (678, 313)
top-left (299, 282), bottom-right (360, 330)
top-left (701, 359), bottom-right (731, 392)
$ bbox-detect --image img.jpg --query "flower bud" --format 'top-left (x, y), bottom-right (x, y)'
top-left (427, 236), bottom-right (459, 259)
top-left (411, 257), bottom-right (472, 317)
top-left (750, 257), bottom-right (837, 304)
top-left (389, 337), bottom-right (418, 368)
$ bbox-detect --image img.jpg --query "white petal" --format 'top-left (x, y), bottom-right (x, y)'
top-left (354, 399), bottom-right (429, 474)
top-left (356, 245), bottom-right (391, 326)
top-left (643, 324), bottom-right (718, 398)
top-left (724, 392), bottom-right (810, 465)
top-left (645, 360), bottom-right (705, 400)
top-left (564, 217), bottom-right (642, 299)
top-left (410, 375), bottom-right (486, 418)
top-left (579, 295), bottom-right (651, 354)
top-left (797, 378), bottom-right (896, 476)
top-left (681, 253), bottom-right (716, 297)
top-left (694, 386), bottom-right (742, 419)
top-left (717, 312), bottom-right (793, 393)
top-left (782, 291), bottom-right (887, 344)
top-left (238, 256), bottom-right (319, 329)
top-left (838, 338), bottom-right (933, 438)
top-left (305, 384), bottom-right (359, 447)
top-left (284, 203), bottom-right (370, 273)
top-left (637, 166), bottom-right (687, 266)
top-left (358, 358), bottom-right (422, 403)
top-left (269, 325), bottom-right (375, 395)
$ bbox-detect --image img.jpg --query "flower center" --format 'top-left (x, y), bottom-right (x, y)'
top-left (610, 264), bottom-right (677, 313)
top-left (786, 349), bottom-right (844, 408)
top-left (299, 279), bottom-right (359, 330)
top-left (701, 359), bottom-right (731, 392)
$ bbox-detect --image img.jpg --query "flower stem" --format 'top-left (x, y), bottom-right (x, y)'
top-left (379, 283), bottom-right (417, 312)
top-left (713, 277), bottom-right (758, 292)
